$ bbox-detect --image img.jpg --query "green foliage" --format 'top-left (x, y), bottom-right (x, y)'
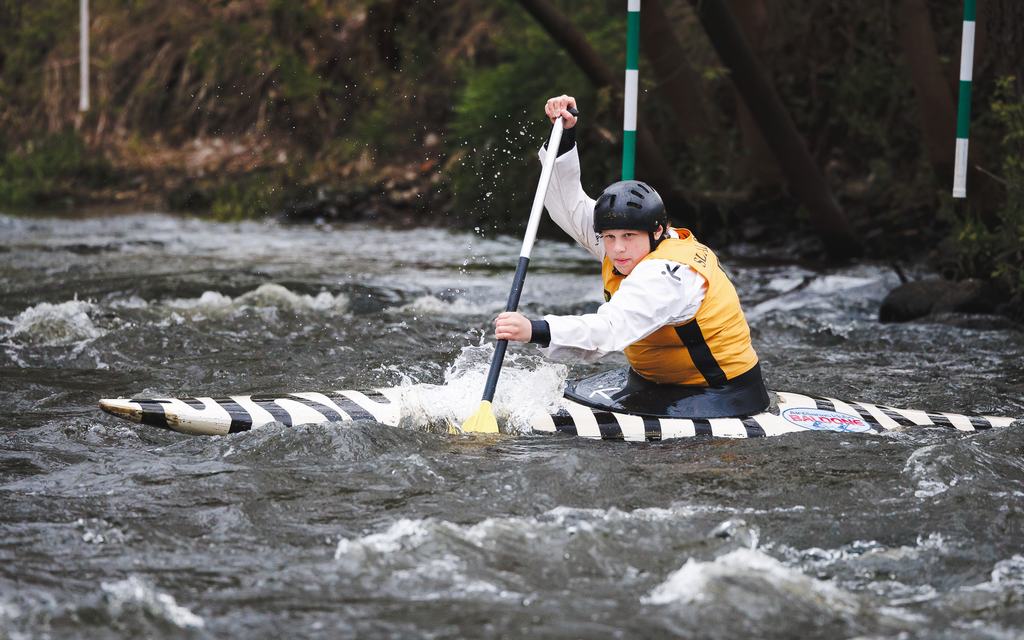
top-left (150, 1), bottom-right (343, 141)
top-left (989, 77), bottom-right (1024, 301)
top-left (0, 1), bottom-right (73, 134)
top-left (169, 166), bottom-right (312, 221)
top-left (947, 77), bottom-right (1024, 308)
top-left (448, 0), bottom-right (621, 233)
top-left (760, 1), bottom-right (935, 216)
top-left (0, 0), bottom-right (1020, 302)
top-left (345, 75), bottom-right (411, 157)
top-left (0, 131), bottom-right (114, 208)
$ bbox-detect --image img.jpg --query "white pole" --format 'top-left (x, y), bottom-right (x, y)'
top-left (622, 0), bottom-right (640, 180)
top-left (79, 0), bottom-right (89, 112)
top-left (952, 0), bottom-right (975, 198)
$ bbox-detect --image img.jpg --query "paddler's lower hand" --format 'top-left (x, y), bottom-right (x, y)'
top-left (494, 311), bottom-right (532, 343)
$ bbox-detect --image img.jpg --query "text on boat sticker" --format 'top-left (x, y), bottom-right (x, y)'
top-left (781, 407), bottom-right (873, 433)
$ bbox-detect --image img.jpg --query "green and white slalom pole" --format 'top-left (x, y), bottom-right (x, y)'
top-left (953, 0), bottom-right (976, 199)
top-left (80, 0), bottom-right (89, 112)
top-left (622, 0), bottom-right (640, 180)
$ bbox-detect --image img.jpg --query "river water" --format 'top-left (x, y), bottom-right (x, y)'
top-left (1, 211), bottom-right (1023, 639)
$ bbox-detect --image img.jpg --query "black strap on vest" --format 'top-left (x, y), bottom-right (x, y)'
top-left (673, 320), bottom-right (728, 387)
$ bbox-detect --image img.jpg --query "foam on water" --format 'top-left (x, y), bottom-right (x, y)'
top-left (903, 444), bottom-right (954, 498)
top-left (332, 517), bottom-right (518, 602)
top-left (775, 533), bottom-right (955, 598)
top-left (765, 275), bottom-right (807, 293)
top-left (643, 547), bottom-right (858, 611)
top-left (330, 504), bottom-right (740, 605)
top-left (146, 282), bottom-right (352, 327)
top-left (163, 282), bottom-right (349, 318)
top-left (391, 294), bottom-right (496, 316)
top-left (100, 576), bottom-right (204, 629)
top-left (335, 506), bottom-right (695, 557)
top-left (334, 518), bottom-right (432, 560)
top-left (901, 437), bottom-right (1024, 500)
top-left (333, 504), bottom-right (742, 567)
top-left (745, 268), bottom-right (894, 324)
top-left (75, 517), bottom-right (128, 545)
top-left (396, 343), bottom-right (567, 433)
top-left (2, 299), bottom-right (105, 346)
top-left (109, 294), bottom-right (149, 310)
top-left (970, 555), bottom-right (1024, 592)
top-left (0, 576), bottom-right (205, 638)
top-left (766, 533), bottom-right (975, 612)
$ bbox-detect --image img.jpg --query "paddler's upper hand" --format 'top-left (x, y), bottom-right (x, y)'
top-left (545, 95), bottom-right (578, 129)
top-left (494, 311), bottom-right (533, 343)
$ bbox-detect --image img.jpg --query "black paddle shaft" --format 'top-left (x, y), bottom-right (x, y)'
top-left (481, 255), bottom-right (530, 401)
top-left (476, 112), bottom-right (569, 406)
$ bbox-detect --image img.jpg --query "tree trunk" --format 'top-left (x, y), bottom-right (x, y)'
top-left (515, 0), bottom-right (683, 202)
top-left (726, 0), bottom-right (782, 187)
top-left (897, 0), bottom-right (956, 184)
top-left (987, 0), bottom-right (1024, 83)
top-left (640, 0), bottom-right (714, 139)
top-left (515, 0), bottom-right (615, 87)
top-left (687, 0), bottom-right (862, 259)
top-left (976, 0), bottom-right (1024, 212)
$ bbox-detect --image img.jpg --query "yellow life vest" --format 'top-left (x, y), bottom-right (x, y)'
top-left (602, 228), bottom-right (759, 386)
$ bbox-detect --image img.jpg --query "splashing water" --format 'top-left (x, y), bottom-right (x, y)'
top-left (3, 299), bottom-right (105, 346)
top-left (397, 343), bottom-right (568, 434)
top-left (100, 576), bottom-right (205, 629)
top-left (392, 295), bottom-right (496, 316)
top-left (164, 282), bottom-right (349, 317)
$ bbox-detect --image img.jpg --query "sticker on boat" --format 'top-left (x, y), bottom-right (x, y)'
top-left (781, 407), bottom-right (873, 433)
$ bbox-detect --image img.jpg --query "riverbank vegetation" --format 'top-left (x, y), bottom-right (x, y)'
top-left (0, 0), bottom-right (1021, 313)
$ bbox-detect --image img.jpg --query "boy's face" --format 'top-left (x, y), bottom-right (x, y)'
top-left (600, 226), bottom-right (662, 275)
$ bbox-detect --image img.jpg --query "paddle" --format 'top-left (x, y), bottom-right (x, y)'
top-left (460, 114), bottom-right (568, 433)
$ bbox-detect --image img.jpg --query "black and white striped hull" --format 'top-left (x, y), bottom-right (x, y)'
top-left (98, 389), bottom-right (1017, 440)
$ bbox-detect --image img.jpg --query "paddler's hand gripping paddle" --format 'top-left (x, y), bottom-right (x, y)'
top-left (459, 113), bottom-right (569, 434)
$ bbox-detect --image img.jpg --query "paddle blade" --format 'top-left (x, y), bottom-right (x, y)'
top-left (460, 400), bottom-right (499, 434)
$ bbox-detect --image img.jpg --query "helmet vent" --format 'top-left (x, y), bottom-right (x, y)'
top-left (626, 201), bottom-right (642, 209)
top-left (629, 189), bottom-right (645, 198)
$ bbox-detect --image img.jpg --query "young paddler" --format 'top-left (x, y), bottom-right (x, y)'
top-left (494, 95), bottom-right (769, 417)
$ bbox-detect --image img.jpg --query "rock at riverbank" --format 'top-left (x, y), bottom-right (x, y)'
top-left (879, 278), bottom-right (1002, 323)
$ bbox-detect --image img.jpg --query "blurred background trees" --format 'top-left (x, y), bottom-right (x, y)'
top-left (0, 0), bottom-right (1020, 306)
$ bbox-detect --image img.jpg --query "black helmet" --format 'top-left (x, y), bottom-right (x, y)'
top-left (593, 180), bottom-right (666, 233)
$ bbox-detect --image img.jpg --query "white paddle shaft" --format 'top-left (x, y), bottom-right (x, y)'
top-left (519, 118), bottom-right (565, 258)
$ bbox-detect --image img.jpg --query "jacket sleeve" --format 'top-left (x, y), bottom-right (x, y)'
top-left (538, 259), bottom-right (707, 363)
top-left (537, 145), bottom-right (604, 261)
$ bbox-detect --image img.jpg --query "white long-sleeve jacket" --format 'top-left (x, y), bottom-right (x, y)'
top-left (537, 145), bottom-right (707, 362)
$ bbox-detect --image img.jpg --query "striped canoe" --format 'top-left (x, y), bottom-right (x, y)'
top-left (98, 389), bottom-right (1017, 440)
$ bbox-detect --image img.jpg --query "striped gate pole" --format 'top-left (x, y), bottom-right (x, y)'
top-left (80, 0), bottom-right (90, 112)
top-left (622, 0), bottom-right (641, 180)
top-left (953, 0), bottom-right (976, 198)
